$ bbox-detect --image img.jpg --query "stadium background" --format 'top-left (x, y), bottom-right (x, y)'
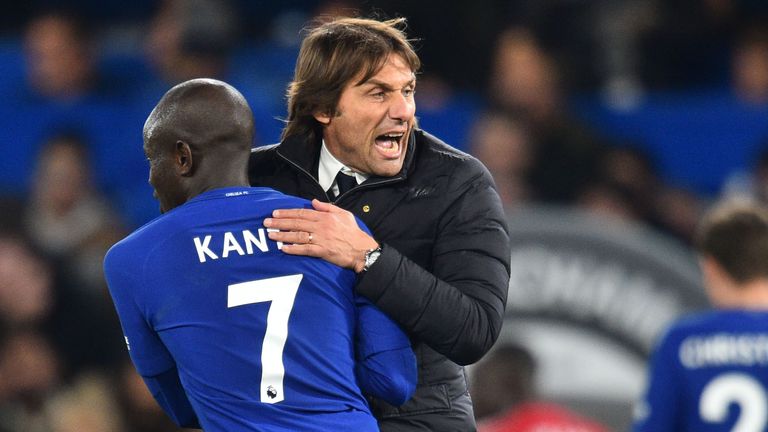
top-left (1, 0), bottom-right (767, 430)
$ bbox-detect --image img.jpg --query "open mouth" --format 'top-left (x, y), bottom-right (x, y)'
top-left (374, 132), bottom-right (405, 158)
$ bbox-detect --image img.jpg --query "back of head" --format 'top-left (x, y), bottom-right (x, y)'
top-left (283, 17), bottom-right (421, 143)
top-left (142, 79), bottom-right (254, 213)
top-left (695, 200), bottom-right (768, 284)
top-left (144, 78), bottom-right (254, 169)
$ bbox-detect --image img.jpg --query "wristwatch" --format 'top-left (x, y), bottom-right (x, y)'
top-left (362, 247), bottom-right (382, 272)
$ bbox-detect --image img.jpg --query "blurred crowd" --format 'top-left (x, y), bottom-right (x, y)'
top-left (2, 0), bottom-right (768, 430)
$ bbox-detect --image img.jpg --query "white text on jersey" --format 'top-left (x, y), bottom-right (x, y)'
top-left (193, 229), bottom-right (284, 263)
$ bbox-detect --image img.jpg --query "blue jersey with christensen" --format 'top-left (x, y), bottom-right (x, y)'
top-left (633, 309), bottom-right (768, 432)
top-left (104, 187), bottom-right (414, 431)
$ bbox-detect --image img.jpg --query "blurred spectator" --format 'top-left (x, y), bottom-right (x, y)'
top-left (488, 27), bottom-right (607, 203)
top-left (23, 10), bottom-right (94, 101)
top-left (731, 26), bottom-right (768, 105)
top-left (146, 0), bottom-right (237, 85)
top-left (0, 236), bottom-right (53, 327)
top-left (0, 230), bottom-right (122, 379)
top-left (600, 146), bottom-right (660, 205)
top-left (0, 328), bottom-right (61, 432)
top-left (501, 0), bottom-right (602, 91)
top-left (490, 28), bottom-right (559, 123)
top-left (0, 9), bottom-right (151, 227)
top-left (577, 145), bottom-right (663, 224)
top-left (472, 343), bottom-right (611, 432)
top-left (469, 110), bottom-right (533, 207)
top-left (142, 0), bottom-right (289, 149)
top-left (25, 132), bottom-right (125, 295)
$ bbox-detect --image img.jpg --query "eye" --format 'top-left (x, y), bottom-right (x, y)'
top-left (371, 91), bottom-right (386, 100)
top-left (403, 88), bottom-right (415, 97)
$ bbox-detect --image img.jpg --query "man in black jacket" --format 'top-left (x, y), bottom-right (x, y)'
top-left (250, 17), bottom-right (510, 431)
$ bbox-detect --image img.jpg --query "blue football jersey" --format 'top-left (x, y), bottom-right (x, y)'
top-left (633, 309), bottom-right (768, 432)
top-left (104, 187), bottom-right (413, 431)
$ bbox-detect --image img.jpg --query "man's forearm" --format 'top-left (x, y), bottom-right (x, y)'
top-left (356, 245), bottom-right (508, 365)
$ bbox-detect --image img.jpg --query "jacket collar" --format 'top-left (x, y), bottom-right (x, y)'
top-left (275, 130), bottom-right (417, 184)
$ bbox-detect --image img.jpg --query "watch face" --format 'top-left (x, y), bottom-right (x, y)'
top-left (365, 248), bottom-right (382, 270)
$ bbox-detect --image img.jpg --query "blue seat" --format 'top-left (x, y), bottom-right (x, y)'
top-left (573, 89), bottom-right (768, 195)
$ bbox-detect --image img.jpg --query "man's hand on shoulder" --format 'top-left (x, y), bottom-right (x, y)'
top-left (264, 199), bottom-right (379, 272)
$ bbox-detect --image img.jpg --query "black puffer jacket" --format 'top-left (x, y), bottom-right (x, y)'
top-left (249, 129), bottom-right (511, 432)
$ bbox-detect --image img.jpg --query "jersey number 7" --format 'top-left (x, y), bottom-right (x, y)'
top-left (227, 274), bottom-right (302, 404)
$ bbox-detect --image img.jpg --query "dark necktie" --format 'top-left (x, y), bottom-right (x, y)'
top-left (329, 171), bottom-right (357, 200)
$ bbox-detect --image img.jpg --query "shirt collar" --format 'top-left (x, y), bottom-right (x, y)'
top-left (318, 140), bottom-right (369, 192)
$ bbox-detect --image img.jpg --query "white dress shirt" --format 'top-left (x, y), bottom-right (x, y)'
top-left (318, 140), bottom-right (369, 197)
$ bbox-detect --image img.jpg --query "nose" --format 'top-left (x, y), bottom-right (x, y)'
top-left (388, 91), bottom-right (415, 123)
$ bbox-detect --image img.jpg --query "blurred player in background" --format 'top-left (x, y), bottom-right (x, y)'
top-left (633, 200), bottom-right (768, 431)
top-left (104, 78), bottom-right (416, 431)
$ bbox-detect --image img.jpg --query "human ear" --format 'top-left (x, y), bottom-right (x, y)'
top-left (175, 141), bottom-right (194, 176)
top-left (699, 255), bottom-right (734, 306)
top-left (313, 111), bottom-right (332, 125)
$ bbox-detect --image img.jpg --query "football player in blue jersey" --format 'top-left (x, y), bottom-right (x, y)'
top-left (103, 78), bottom-right (416, 431)
top-left (633, 200), bottom-right (768, 432)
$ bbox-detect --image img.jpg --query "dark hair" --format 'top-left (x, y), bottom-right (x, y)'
top-left (282, 17), bottom-right (420, 143)
top-left (177, 0), bottom-right (237, 57)
top-left (486, 343), bottom-right (536, 403)
top-left (37, 130), bottom-right (91, 167)
top-left (695, 200), bottom-right (768, 284)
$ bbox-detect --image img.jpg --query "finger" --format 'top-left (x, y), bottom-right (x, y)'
top-left (312, 199), bottom-right (345, 214)
top-left (272, 207), bottom-right (320, 220)
top-left (263, 218), bottom-right (315, 232)
top-left (267, 230), bottom-right (313, 244)
top-left (279, 244), bottom-right (324, 258)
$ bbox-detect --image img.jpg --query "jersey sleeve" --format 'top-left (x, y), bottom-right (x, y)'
top-left (354, 293), bottom-right (417, 406)
top-left (632, 328), bottom-right (684, 432)
top-left (104, 243), bottom-right (175, 376)
top-left (104, 243), bottom-right (201, 427)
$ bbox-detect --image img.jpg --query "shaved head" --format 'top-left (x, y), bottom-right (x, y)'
top-left (144, 78), bottom-right (253, 157)
top-left (143, 78), bottom-right (254, 212)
